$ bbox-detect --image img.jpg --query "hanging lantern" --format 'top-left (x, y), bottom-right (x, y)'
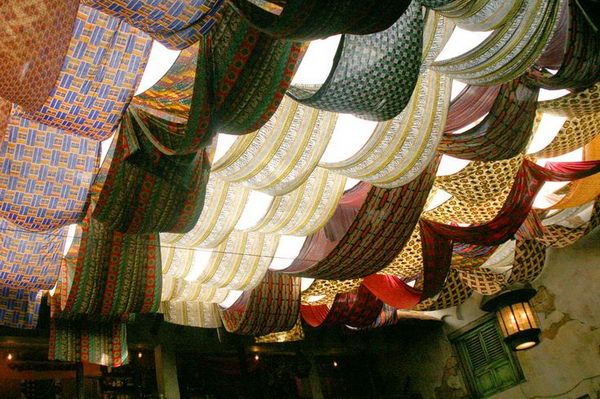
top-left (481, 284), bottom-right (541, 351)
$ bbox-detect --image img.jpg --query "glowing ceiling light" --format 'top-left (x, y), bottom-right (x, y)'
top-left (320, 114), bottom-right (375, 164)
top-left (135, 41), bottom-right (180, 95)
top-left (436, 155), bottom-right (471, 176)
top-left (435, 27), bottom-right (492, 62)
top-left (235, 190), bottom-right (274, 231)
top-left (184, 249), bottom-right (213, 282)
top-left (269, 235), bottom-right (306, 271)
top-left (220, 290), bottom-right (244, 309)
top-left (292, 35), bottom-right (341, 85)
top-left (526, 113), bottom-right (567, 154)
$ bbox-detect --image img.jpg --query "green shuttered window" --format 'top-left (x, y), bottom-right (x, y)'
top-left (454, 318), bottom-right (524, 398)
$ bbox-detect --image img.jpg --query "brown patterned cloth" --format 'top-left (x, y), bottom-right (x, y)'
top-left (414, 270), bottom-right (472, 311)
top-left (508, 239), bottom-right (547, 284)
top-left (0, 0), bottom-right (79, 111)
top-left (220, 272), bottom-right (301, 336)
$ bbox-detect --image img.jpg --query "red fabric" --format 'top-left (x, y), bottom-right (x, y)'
top-left (366, 159), bottom-right (600, 307)
top-left (301, 285), bottom-right (383, 328)
top-left (363, 275), bottom-right (421, 309)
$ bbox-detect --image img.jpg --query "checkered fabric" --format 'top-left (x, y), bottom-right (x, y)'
top-left (83, 0), bottom-right (225, 49)
top-left (19, 5), bottom-right (152, 140)
top-left (458, 268), bottom-right (506, 295)
top-left (231, 0), bottom-right (411, 40)
top-left (288, 0), bottom-right (423, 121)
top-left (0, 102), bottom-right (98, 231)
top-left (0, 0), bottom-right (79, 111)
top-left (0, 219), bottom-right (65, 292)
top-left (438, 78), bottom-right (539, 161)
top-left (0, 289), bottom-right (42, 329)
top-left (220, 272), bottom-right (300, 335)
top-left (508, 239), bottom-right (547, 284)
top-left (414, 270), bottom-right (472, 311)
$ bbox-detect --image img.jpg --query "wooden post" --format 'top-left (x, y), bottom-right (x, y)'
top-left (308, 355), bottom-right (324, 399)
top-left (154, 345), bottom-right (181, 399)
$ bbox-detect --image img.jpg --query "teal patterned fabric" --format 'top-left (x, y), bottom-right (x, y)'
top-left (230, 0), bottom-right (411, 40)
top-left (287, 0), bottom-right (424, 121)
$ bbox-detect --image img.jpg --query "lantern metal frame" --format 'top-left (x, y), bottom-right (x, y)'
top-left (480, 283), bottom-right (541, 351)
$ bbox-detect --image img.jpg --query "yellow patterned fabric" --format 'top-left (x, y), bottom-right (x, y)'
top-left (435, 155), bottom-right (523, 203)
top-left (458, 268), bottom-right (506, 295)
top-left (380, 226), bottom-right (423, 280)
top-left (162, 177), bottom-right (248, 249)
top-left (423, 185), bottom-right (511, 224)
top-left (246, 168), bottom-right (346, 236)
top-left (255, 316), bottom-right (304, 343)
top-left (535, 224), bottom-right (587, 248)
top-left (320, 70), bottom-right (451, 188)
top-left (538, 82), bottom-right (600, 117)
top-left (163, 231), bottom-right (278, 292)
top-left (161, 301), bottom-right (222, 328)
top-left (432, 0), bottom-right (562, 85)
top-left (213, 98), bottom-right (337, 196)
top-left (450, 0), bottom-right (522, 31)
top-left (414, 270), bottom-right (472, 311)
top-left (549, 134), bottom-right (600, 209)
top-left (532, 113), bottom-right (600, 158)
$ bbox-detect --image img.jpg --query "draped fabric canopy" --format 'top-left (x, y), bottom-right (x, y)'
top-left (0, 0), bottom-right (598, 367)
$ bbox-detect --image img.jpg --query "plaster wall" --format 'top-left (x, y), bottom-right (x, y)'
top-left (435, 227), bottom-right (600, 399)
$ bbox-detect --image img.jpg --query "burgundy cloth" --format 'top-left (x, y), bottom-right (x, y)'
top-left (300, 285), bottom-right (383, 328)
top-left (283, 157), bottom-right (440, 279)
top-left (535, 0), bottom-right (569, 69)
top-left (284, 182), bottom-right (370, 272)
top-left (365, 159), bottom-right (600, 308)
top-left (444, 85), bottom-right (500, 134)
top-left (439, 78), bottom-right (539, 161)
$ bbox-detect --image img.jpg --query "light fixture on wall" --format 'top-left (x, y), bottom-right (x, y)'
top-left (481, 283), bottom-right (541, 351)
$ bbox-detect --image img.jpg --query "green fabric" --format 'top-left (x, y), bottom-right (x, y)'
top-left (230, 0), bottom-right (411, 40)
top-left (93, 108), bottom-right (213, 234)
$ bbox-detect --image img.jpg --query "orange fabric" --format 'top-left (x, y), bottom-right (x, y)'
top-left (550, 134), bottom-right (600, 209)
